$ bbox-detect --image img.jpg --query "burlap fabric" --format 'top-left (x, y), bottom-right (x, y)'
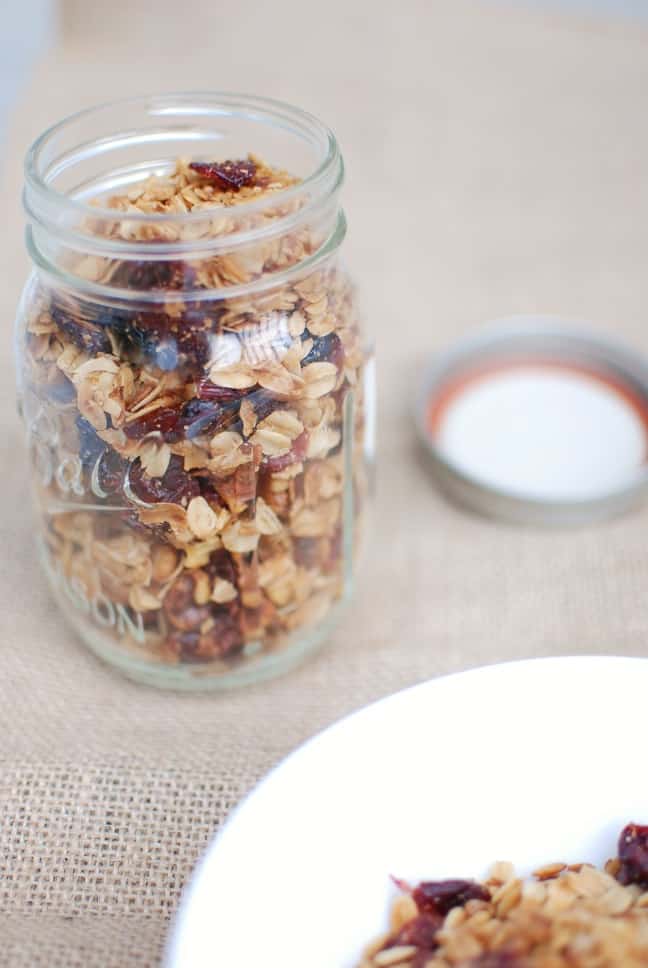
top-left (2, 2), bottom-right (648, 964)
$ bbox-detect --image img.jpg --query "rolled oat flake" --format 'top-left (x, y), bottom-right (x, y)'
top-left (416, 317), bottom-right (648, 525)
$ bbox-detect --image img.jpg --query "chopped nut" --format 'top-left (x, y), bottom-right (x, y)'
top-left (151, 545), bottom-right (180, 582)
top-left (192, 569), bottom-right (212, 605)
top-left (239, 397), bottom-right (257, 436)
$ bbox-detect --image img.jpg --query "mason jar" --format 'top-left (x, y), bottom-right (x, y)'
top-left (16, 93), bottom-right (373, 689)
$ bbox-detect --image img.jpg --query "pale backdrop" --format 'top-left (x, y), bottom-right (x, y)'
top-left (2, 2), bottom-right (648, 965)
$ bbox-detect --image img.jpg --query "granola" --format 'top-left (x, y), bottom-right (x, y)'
top-left (21, 156), bottom-right (370, 678)
top-left (358, 824), bottom-right (648, 968)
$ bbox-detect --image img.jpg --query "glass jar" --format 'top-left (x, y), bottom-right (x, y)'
top-left (16, 93), bottom-right (373, 689)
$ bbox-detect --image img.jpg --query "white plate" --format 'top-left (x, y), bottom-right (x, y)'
top-left (167, 656), bottom-right (648, 968)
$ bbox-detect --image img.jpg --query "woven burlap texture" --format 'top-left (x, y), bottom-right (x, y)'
top-left (2, 1), bottom-right (648, 965)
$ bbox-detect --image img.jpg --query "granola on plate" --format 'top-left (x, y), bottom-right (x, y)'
top-left (359, 824), bottom-right (648, 968)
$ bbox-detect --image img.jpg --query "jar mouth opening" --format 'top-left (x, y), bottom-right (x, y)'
top-left (24, 91), bottom-right (343, 233)
top-left (26, 209), bottom-right (348, 306)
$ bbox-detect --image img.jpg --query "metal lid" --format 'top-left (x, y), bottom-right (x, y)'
top-left (415, 317), bottom-right (648, 525)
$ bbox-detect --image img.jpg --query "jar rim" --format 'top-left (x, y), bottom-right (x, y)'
top-left (26, 209), bottom-right (348, 305)
top-left (24, 91), bottom-right (343, 229)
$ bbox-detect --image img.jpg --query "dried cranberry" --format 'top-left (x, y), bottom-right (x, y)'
top-left (114, 310), bottom-right (210, 372)
top-left (163, 574), bottom-right (211, 632)
top-left (262, 451), bottom-right (300, 474)
top-left (76, 415), bottom-right (107, 467)
top-left (617, 823), bottom-right (648, 886)
top-left (97, 449), bottom-right (127, 494)
top-left (123, 407), bottom-right (183, 442)
top-left (165, 603), bottom-right (243, 661)
top-left (76, 419), bottom-right (125, 494)
top-left (197, 380), bottom-right (249, 403)
top-left (121, 510), bottom-right (159, 538)
top-left (246, 388), bottom-right (278, 424)
top-left (179, 398), bottom-right (241, 439)
top-left (194, 612), bottom-right (243, 659)
top-left (391, 913), bottom-right (441, 950)
top-left (111, 260), bottom-right (196, 292)
top-left (413, 879), bottom-right (490, 916)
top-left (167, 629), bottom-right (200, 657)
top-left (51, 303), bottom-right (112, 354)
top-left (302, 332), bottom-right (344, 368)
top-left (163, 573), bottom-right (194, 612)
top-left (111, 311), bottom-right (165, 358)
top-left (262, 430), bottom-right (308, 471)
top-left (169, 603), bottom-right (212, 632)
top-left (190, 159), bottom-right (257, 191)
top-left (113, 312), bottom-right (180, 371)
top-left (205, 548), bottom-right (238, 587)
top-left (177, 329), bottom-right (210, 371)
top-left (129, 455), bottom-right (199, 505)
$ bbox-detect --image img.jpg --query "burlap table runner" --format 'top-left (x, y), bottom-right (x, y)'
top-left (2, 2), bottom-right (648, 964)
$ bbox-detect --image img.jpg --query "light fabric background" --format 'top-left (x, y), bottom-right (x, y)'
top-left (0, 1), bottom-right (57, 147)
top-left (2, 1), bottom-right (648, 965)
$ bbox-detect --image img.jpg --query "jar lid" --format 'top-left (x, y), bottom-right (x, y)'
top-left (415, 317), bottom-right (648, 525)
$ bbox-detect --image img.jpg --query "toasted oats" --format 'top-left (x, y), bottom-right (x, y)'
top-left (129, 586), bottom-right (162, 612)
top-left (183, 537), bottom-right (222, 569)
top-left (91, 533), bottom-right (152, 587)
top-left (302, 361), bottom-right (338, 399)
top-left (222, 519), bottom-right (260, 553)
top-left (186, 496), bottom-right (220, 540)
top-left (306, 424), bottom-right (341, 460)
top-left (211, 577), bottom-right (238, 604)
top-left (250, 426), bottom-right (292, 457)
top-left (288, 310), bottom-right (306, 338)
top-left (360, 830), bottom-right (648, 968)
top-left (255, 497), bottom-right (283, 535)
top-left (137, 503), bottom-right (194, 543)
top-left (207, 431), bottom-right (248, 475)
top-left (206, 362), bottom-right (257, 389)
top-left (533, 863), bottom-right (567, 882)
top-left (290, 498), bottom-right (340, 537)
top-left (373, 948), bottom-right (417, 966)
top-left (259, 555), bottom-right (298, 607)
top-left (255, 361), bottom-right (305, 397)
top-left (307, 313), bottom-right (337, 337)
top-left (137, 438), bottom-right (172, 478)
